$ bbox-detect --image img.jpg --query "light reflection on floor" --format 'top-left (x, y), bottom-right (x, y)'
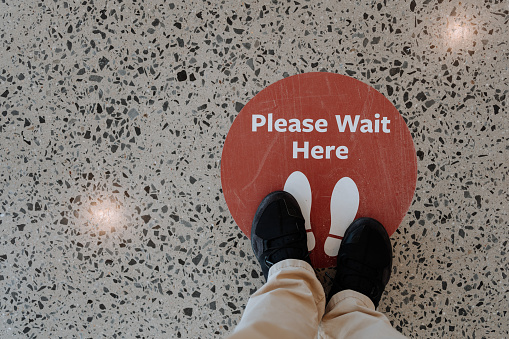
top-left (87, 201), bottom-right (123, 234)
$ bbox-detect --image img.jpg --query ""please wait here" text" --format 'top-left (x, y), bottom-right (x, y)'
top-left (251, 113), bottom-right (391, 133)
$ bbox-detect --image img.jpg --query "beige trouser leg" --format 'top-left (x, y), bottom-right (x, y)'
top-left (227, 259), bottom-right (407, 339)
top-left (228, 259), bottom-right (325, 339)
top-left (319, 290), bottom-right (407, 339)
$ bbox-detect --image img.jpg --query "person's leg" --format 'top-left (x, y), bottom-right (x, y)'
top-left (227, 191), bottom-right (324, 339)
top-left (318, 218), bottom-right (408, 339)
top-left (228, 259), bottom-right (325, 339)
top-left (319, 290), bottom-right (406, 338)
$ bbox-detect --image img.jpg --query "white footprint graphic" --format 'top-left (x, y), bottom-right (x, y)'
top-left (284, 171), bottom-right (315, 251)
top-left (324, 177), bottom-right (359, 257)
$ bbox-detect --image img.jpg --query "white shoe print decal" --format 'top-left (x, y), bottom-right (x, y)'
top-left (324, 177), bottom-right (359, 257)
top-left (284, 171), bottom-right (315, 251)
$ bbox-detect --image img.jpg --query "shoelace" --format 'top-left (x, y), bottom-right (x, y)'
top-left (263, 228), bottom-right (308, 267)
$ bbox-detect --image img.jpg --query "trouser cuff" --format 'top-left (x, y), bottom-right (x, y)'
top-left (326, 289), bottom-right (376, 313)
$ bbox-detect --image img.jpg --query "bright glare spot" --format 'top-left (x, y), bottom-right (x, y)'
top-left (95, 208), bottom-right (114, 222)
top-left (88, 201), bottom-right (123, 231)
top-left (447, 22), bottom-right (471, 42)
top-left (449, 25), bottom-right (465, 40)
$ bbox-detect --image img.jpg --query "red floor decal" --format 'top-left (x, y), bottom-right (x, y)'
top-left (221, 73), bottom-right (417, 268)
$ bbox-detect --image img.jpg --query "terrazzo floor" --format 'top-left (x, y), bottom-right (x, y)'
top-left (1, 0), bottom-right (508, 338)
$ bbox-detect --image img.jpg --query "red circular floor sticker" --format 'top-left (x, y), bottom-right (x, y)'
top-left (221, 72), bottom-right (417, 268)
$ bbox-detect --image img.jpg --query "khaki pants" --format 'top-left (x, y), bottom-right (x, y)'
top-left (228, 259), bottom-right (407, 339)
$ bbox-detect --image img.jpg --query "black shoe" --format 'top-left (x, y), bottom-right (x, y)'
top-left (251, 191), bottom-right (311, 280)
top-left (328, 217), bottom-right (392, 308)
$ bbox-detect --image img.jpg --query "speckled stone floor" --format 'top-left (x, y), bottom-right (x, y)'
top-left (0, 0), bottom-right (507, 338)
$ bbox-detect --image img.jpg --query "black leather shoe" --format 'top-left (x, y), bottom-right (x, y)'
top-left (251, 191), bottom-right (311, 280)
top-left (328, 217), bottom-right (392, 308)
